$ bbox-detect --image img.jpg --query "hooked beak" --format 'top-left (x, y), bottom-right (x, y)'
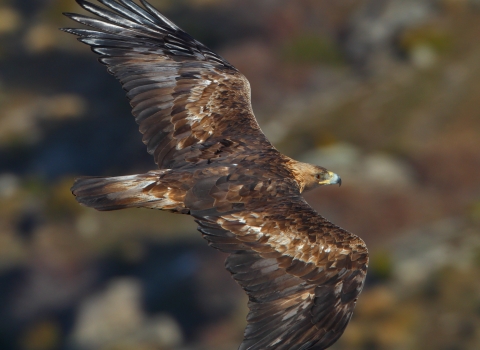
top-left (319, 171), bottom-right (342, 187)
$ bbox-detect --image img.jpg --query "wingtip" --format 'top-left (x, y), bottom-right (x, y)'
top-left (60, 27), bottom-right (78, 35)
top-left (75, 0), bottom-right (90, 6)
top-left (139, 0), bottom-right (180, 30)
top-left (61, 29), bottom-right (85, 39)
top-left (62, 12), bottom-right (85, 23)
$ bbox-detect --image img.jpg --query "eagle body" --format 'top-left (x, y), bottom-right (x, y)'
top-left (64, 1), bottom-right (369, 349)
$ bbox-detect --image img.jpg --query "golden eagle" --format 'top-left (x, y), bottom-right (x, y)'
top-left (64, 1), bottom-right (368, 349)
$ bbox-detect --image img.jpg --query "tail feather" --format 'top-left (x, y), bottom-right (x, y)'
top-left (71, 173), bottom-right (188, 212)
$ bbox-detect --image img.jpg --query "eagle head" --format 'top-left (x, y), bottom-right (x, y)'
top-left (288, 161), bottom-right (342, 192)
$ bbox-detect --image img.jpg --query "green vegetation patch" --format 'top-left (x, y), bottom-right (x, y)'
top-left (399, 24), bottom-right (453, 54)
top-left (369, 250), bottom-right (394, 282)
top-left (281, 34), bottom-right (345, 66)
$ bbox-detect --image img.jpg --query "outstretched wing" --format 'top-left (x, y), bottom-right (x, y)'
top-left (63, 0), bottom-right (273, 169)
top-left (193, 196), bottom-right (368, 350)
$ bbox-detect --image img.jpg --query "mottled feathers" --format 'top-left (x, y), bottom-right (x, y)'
top-left (65, 1), bottom-right (369, 349)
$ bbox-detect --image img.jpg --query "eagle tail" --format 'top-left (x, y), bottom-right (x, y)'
top-left (71, 173), bottom-right (188, 213)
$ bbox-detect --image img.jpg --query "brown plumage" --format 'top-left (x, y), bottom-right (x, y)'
top-left (64, 1), bottom-right (368, 349)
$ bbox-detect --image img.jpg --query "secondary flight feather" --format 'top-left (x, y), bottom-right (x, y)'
top-left (63, 1), bottom-right (369, 349)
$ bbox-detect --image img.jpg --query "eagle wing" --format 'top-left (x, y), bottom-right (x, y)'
top-left (193, 195), bottom-right (368, 350)
top-left (63, 0), bottom-right (273, 169)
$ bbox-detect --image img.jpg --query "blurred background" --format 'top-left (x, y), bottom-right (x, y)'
top-left (0, 0), bottom-right (480, 349)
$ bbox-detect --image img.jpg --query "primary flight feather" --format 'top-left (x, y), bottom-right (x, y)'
top-left (63, 1), bottom-right (369, 349)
